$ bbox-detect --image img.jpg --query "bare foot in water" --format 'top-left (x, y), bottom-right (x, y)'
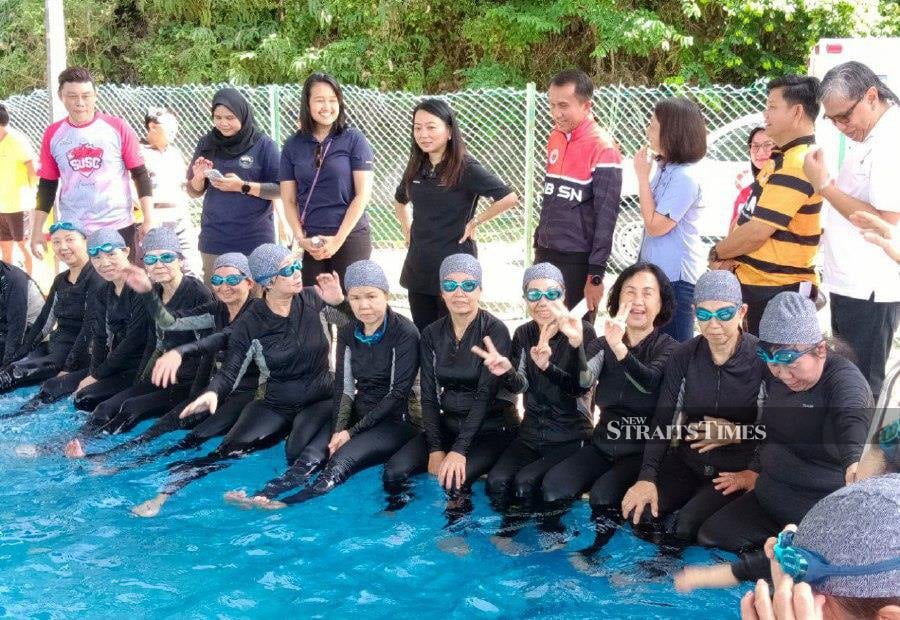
top-left (15, 444), bottom-right (38, 458)
top-left (224, 490), bottom-right (256, 508)
top-left (64, 439), bottom-right (86, 459)
top-left (131, 493), bottom-right (170, 517)
top-left (250, 495), bottom-right (287, 510)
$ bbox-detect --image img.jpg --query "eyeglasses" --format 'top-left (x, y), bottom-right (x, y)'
top-left (774, 530), bottom-right (900, 584)
top-left (824, 96), bottom-right (863, 125)
top-left (259, 260), bottom-right (303, 283)
top-left (210, 274), bottom-right (246, 286)
top-left (441, 279), bottom-right (479, 293)
top-left (695, 305), bottom-right (739, 322)
top-left (525, 287), bottom-right (563, 302)
top-left (749, 141), bottom-right (775, 153)
top-left (87, 243), bottom-right (124, 257)
top-left (143, 252), bottom-right (179, 265)
top-left (756, 344), bottom-right (819, 365)
top-left (49, 222), bottom-right (80, 234)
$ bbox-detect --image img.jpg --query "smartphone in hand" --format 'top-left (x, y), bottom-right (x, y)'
top-left (204, 169), bottom-right (225, 181)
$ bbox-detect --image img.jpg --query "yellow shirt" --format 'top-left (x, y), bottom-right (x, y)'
top-left (734, 135), bottom-right (822, 287)
top-left (0, 127), bottom-right (36, 214)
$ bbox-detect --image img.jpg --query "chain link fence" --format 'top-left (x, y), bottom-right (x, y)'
top-left (2, 82), bottom-right (767, 317)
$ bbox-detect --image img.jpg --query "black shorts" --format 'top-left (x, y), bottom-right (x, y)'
top-left (0, 211), bottom-right (29, 242)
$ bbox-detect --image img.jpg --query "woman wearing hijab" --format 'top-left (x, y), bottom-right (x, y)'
top-left (187, 88), bottom-right (281, 279)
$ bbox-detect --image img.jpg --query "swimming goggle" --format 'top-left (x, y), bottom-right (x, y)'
top-left (879, 419), bottom-right (899, 451)
top-left (258, 261), bottom-right (303, 283)
top-left (695, 305), bottom-right (739, 322)
top-left (441, 279), bottom-right (479, 293)
top-left (49, 221), bottom-right (82, 234)
top-left (774, 530), bottom-right (900, 584)
top-left (210, 274), bottom-right (247, 286)
top-left (88, 243), bottom-right (125, 257)
top-left (525, 287), bottom-right (563, 302)
top-left (143, 252), bottom-right (179, 265)
top-left (756, 344), bottom-right (819, 365)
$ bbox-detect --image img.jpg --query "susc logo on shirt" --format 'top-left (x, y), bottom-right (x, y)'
top-left (239, 155), bottom-right (254, 169)
top-left (67, 143), bottom-right (104, 176)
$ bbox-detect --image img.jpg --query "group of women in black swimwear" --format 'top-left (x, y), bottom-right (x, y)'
top-left (1, 215), bottom-right (887, 585)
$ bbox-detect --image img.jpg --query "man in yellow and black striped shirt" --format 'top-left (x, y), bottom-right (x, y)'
top-left (711, 75), bottom-right (822, 335)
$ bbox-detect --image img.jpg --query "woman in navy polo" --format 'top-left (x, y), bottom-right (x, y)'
top-left (280, 73), bottom-right (375, 288)
top-left (186, 88), bottom-right (281, 280)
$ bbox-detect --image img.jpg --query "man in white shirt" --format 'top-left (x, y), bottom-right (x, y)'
top-left (804, 61), bottom-right (900, 402)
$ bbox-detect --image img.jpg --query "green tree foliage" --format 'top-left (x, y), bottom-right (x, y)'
top-left (1, 0), bottom-right (897, 97)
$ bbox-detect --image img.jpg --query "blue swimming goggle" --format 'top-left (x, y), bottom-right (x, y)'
top-left (354, 320), bottom-right (386, 345)
top-left (87, 242), bottom-right (125, 257)
top-left (756, 344), bottom-right (819, 366)
top-left (257, 260), bottom-right (303, 283)
top-left (525, 287), bottom-right (563, 302)
top-left (210, 274), bottom-right (247, 286)
top-left (441, 279), bottom-right (479, 293)
top-left (49, 221), bottom-right (82, 234)
top-left (695, 305), bottom-right (739, 322)
top-left (879, 418), bottom-right (899, 451)
top-left (143, 252), bottom-right (179, 265)
top-left (774, 530), bottom-right (900, 584)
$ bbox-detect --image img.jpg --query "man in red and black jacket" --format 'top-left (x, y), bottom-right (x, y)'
top-left (534, 70), bottom-right (623, 316)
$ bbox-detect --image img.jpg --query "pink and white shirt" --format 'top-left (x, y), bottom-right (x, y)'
top-left (39, 112), bottom-right (144, 233)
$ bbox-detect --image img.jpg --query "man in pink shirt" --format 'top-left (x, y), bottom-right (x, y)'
top-left (31, 67), bottom-right (155, 260)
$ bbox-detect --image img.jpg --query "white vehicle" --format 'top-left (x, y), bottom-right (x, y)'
top-left (610, 114), bottom-right (762, 269)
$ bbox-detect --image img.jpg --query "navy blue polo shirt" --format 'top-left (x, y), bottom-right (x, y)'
top-left (189, 135), bottom-right (280, 255)
top-left (279, 127), bottom-right (374, 236)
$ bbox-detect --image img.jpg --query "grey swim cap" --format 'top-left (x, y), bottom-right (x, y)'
top-left (248, 243), bottom-right (292, 285)
top-left (522, 262), bottom-right (565, 293)
top-left (794, 474), bottom-right (900, 598)
top-left (141, 226), bottom-right (181, 256)
top-left (86, 228), bottom-right (126, 250)
top-left (344, 259), bottom-right (389, 293)
top-left (439, 253), bottom-right (482, 282)
top-left (693, 270), bottom-right (743, 306)
top-left (759, 292), bottom-right (822, 345)
top-left (213, 252), bottom-right (251, 277)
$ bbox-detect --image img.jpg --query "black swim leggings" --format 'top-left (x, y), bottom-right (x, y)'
top-left (272, 418), bottom-right (418, 505)
top-left (0, 349), bottom-right (67, 394)
top-left (72, 372), bottom-right (138, 413)
top-left (161, 397), bottom-right (333, 496)
top-left (77, 382), bottom-right (192, 438)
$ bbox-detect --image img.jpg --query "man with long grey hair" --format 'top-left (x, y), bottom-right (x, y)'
top-left (804, 61), bottom-right (900, 403)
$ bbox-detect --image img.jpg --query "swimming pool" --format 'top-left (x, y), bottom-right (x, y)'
top-left (1, 387), bottom-right (743, 618)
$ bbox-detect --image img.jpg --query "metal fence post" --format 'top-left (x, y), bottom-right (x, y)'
top-left (268, 84), bottom-right (282, 142)
top-left (523, 82), bottom-right (537, 265)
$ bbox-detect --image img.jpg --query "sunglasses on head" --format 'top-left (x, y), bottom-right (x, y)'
top-left (49, 222), bottom-right (80, 234)
top-left (525, 287), bottom-right (563, 302)
top-left (259, 260), bottom-right (303, 283)
top-left (756, 344), bottom-right (819, 365)
top-left (88, 243), bottom-right (124, 257)
top-left (441, 279), bottom-right (479, 293)
top-left (210, 274), bottom-right (247, 286)
top-left (774, 530), bottom-right (900, 584)
top-left (143, 252), bottom-right (179, 265)
top-left (695, 305), bottom-right (739, 322)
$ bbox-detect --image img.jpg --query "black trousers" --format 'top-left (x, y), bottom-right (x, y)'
top-left (741, 281), bottom-right (817, 336)
top-left (486, 436), bottom-right (584, 504)
top-left (534, 247), bottom-right (588, 312)
top-left (0, 347), bottom-right (66, 394)
top-left (541, 443), bottom-right (642, 508)
top-left (407, 292), bottom-right (447, 334)
top-left (73, 372), bottom-right (138, 413)
top-left (302, 229), bottom-right (372, 292)
top-left (830, 292), bottom-right (900, 402)
top-left (697, 490), bottom-right (783, 553)
top-left (81, 382), bottom-right (191, 437)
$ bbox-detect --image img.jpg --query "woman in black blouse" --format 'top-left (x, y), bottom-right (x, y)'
top-left (393, 99), bottom-right (518, 331)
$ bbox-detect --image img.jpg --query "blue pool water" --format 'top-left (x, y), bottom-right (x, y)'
top-left (1, 387), bottom-right (743, 618)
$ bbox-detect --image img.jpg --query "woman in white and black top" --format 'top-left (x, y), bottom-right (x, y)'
top-left (393, 98), bottom-right (518, 331)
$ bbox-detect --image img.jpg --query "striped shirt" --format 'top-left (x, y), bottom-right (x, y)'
top-left (734, 135), bottom-right (822, 287)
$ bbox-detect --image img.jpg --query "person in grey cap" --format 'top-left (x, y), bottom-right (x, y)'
top-left (131, 243), bottom-right (348, 517)
top-left (696, 291), bottom-right (874, 565)
top-left (620, 269), bottom-right (766, 548)
top-left (227, 259), bottom-right (420, 508)
top-left (383, 252), bottom-right (520, 523)
top-left (63, 252), bottom-right (259, 466)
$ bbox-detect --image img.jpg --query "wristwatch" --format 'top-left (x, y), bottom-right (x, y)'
top-left (589, 275), bottom-right (603, 286)
top-left (240, 183), bottom-right (252, 195)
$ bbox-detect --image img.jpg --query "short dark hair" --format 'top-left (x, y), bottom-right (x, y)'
top-left (549, 70), bottom-right (594, 102)
top-left (0, 104), bottom-right (8, 127)
top-left (654, 97), bottom-right (707, 164)
top-left (57, 66), bottom-right (95, 91)
top-left (767, 75), bottom-right (820, 121)
top-left (606, 262), bottom-right (676, 328)
top-left (298, 72), bottom-right (348, 135)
